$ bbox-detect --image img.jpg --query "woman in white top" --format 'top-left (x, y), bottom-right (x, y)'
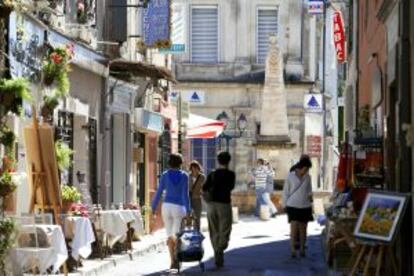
top-left (282, 157), bottom-right (313, 258)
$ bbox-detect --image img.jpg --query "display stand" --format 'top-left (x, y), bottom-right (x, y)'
top-left (349, 240), bottom-right (398, 276)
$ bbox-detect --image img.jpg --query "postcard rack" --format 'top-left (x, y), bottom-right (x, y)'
top-left (353, 137), bottom-right (384, 190)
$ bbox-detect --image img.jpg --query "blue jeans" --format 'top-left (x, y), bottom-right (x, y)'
top-left (255, 187), bottom-right (277, 216)
top-left (255, 187), bottom-right (267, 216)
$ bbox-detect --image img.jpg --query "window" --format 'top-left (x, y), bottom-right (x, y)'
top-left (256, 8), bottom-right (278, 64)
top-left (191, 6), bottom-right (218, 63)
top-left (191, 139), bottom-right (218, 174)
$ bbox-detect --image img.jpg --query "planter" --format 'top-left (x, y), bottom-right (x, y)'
top-left (0, 5), bottom-right (13, 18)
top-left (0, 185), bottom-right (14, 197)
top-left (62, 200), bottom-right (74, 213)
top-left (43, 74), bottom-right (55, 86)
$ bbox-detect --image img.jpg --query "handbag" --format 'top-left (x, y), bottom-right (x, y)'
top-left (202, 171), bottom-right (215, 202)
top-left (190, 174), bottom-right (201, 198)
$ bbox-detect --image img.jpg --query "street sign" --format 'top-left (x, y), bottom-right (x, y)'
top-left (307, 0), bottom-right (324, 14)
top-left (304, 94), bottom-right (323, 112)
top-left (169, 90), bottom-right (205, 105)
top-left (159, 44), bottom-right (185, 53)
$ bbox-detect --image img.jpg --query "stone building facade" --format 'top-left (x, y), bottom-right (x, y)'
top-left (171, 0), bottom-right (319, 190)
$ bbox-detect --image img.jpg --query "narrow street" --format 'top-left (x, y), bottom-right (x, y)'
top-left (103, 215), bottom-right (326, 276)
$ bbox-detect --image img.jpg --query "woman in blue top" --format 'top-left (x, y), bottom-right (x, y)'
top-left (151, 153), bottom-right (190, 270)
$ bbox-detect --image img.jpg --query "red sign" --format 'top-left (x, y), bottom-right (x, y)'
top-left (333, 10), bottom-right (346, 63)
top-left (307, 135), bottom-right (322, 158)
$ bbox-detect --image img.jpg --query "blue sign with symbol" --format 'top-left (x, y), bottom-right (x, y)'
top-left (307, 96), bottom-right (320, 108)
top-left (143, 0), bottom-right (171, 47)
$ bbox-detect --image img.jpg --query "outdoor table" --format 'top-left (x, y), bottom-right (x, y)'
top-left (9, 224), bottom-right (68, 274)
top-left (94, 209), bottom-right (144, 247)
top-left (63, 216), bottom-right (95, 260)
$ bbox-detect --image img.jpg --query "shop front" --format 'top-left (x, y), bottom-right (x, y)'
top-left (134, 108), bottom-right (164, 233)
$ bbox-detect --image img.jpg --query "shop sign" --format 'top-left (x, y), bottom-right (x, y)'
top-left (304, 94), bottom-right (323, 112)
top-left (135, 108), bottom-right (164, 133)
top-left (143, 0), bottom-right (171, 48)
top-left (307, 135), bottom-right (322, 158)
top-left (159, 3), bottom-right (186, 54)
top-left (333, 10), bottom-right (346, 63)
top-left (307, 0), bottom-right (324, 14)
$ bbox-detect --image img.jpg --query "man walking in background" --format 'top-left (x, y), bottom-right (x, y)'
top-left (251, 159), bottom-right (277, 218)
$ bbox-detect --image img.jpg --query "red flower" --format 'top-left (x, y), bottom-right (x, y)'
top-left (50, 52), bottom-right (63, 65)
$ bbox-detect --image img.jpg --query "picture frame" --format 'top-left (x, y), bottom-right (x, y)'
top-left (354, 191), bottom-right (409, 243)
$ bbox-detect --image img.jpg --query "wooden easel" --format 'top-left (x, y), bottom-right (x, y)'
top-left (349, 241), bottom-right (398, 276)
top-left (24, 109), bottom-right (67, 275)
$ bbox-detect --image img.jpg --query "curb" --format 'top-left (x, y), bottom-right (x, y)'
top-left (75, 236), bottom-right (167, 276)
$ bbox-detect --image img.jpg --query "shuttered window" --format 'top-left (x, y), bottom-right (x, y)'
top-left (257, 8), bottom-right (278, 64)
top-left (191, 6), bottom-right (218, 63)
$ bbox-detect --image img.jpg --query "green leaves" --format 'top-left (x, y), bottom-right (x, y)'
top-left (55, 140), bottom-right (74, 171)
top-left (61, 185), bottom-right (81, 202)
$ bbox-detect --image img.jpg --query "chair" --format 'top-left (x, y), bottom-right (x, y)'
top-left (21, 212), bottom-right (54, 224)
top-left (7, 214), bottom-right (54, 274)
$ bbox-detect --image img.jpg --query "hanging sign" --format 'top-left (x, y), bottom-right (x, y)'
top-left (333, 10), bottom-right (346, 63)
top-left (307, 135), bottom-right (322, 158)
top-left (307, 0), bottom-right (324, 14)
top-left (143, 0), bottom-right (171, 48)
top-left (304, 94), bottom-right (323, 112)
top-left (159, 3), bottom-right (186, 54)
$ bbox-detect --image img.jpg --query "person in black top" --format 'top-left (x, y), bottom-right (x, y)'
top-left (202, 152), bottom-right (235, 268)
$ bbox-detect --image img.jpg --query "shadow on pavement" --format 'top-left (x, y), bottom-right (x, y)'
top-left (144, 234), bottom-right (327, 276)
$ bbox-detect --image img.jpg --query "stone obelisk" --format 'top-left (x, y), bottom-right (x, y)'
top-left (260, 35), bottom-right (290, 139)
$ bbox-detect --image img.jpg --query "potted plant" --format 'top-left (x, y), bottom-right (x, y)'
top-left (0, 78), bottom-right (32, 116)
top-left (55, 140), bottom-right (74, 171)
top-left (61, 185), bottom-right (81, 212)
top-left (41, 94), bottom-right (59, 120)
top-left (0, 217), bottom-right (15, 272)
top-left (0, 127), bottom-right (15, 150)
top-left (0, 0), bottom-right (14, 18)
top-left (0, 171), bottom-right (17, 198)
top-left (42, 44), bottom-right (74, 96)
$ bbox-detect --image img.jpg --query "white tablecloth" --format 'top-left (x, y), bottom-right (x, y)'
top-left (94, 210), bottom-right (144, 246)
top-left (10, 224), bottom-right (68, 274)
top-left (63, 216), bottom-right (95, 260)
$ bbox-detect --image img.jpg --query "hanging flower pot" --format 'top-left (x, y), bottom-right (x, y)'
top-left (0, 171), bottom-right (17, 198)
top-left (0, 2), bottom-right (13, 18)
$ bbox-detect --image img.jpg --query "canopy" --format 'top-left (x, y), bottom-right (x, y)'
top-left (172, 113), bottom-right (225, 139)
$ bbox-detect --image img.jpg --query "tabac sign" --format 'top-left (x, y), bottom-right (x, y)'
top-left (333, 10), bottom-right (346, 63)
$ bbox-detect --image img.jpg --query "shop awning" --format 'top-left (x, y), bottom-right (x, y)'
top-left (109, 59), bottom-right (177, 83)
top-left (173, 113), bottom-right (225, 139)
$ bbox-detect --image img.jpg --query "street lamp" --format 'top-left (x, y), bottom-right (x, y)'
top-left (216, 111), bottom-right (248, 152)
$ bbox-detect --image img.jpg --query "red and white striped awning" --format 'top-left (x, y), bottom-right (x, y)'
top-left (172, 113), bottom-right (225, 139)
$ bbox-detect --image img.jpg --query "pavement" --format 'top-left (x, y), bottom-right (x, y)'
top-left (90, 215), bottom-right (329, 276)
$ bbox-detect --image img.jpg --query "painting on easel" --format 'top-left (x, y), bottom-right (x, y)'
top-left (23, 122), bottom-right (61, 222)
top-left (354, 192), bottom-right (408, 242)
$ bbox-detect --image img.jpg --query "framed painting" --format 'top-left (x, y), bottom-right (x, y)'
top-left (354, 192), bottom-right (408, 242)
